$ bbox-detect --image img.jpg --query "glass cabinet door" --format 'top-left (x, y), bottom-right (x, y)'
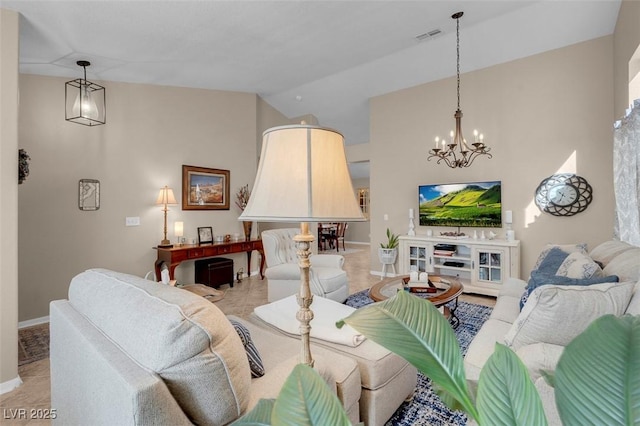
top-left (409, 245), bottom-right (430, 272)
top-left (476, 248), bottom-right (503, 283)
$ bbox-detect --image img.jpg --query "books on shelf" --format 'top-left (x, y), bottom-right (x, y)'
top-left (433, 243), bottom-right (457, 257)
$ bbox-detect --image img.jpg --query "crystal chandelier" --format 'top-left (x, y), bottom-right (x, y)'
top-left (428, 12), bottom-right (491, 168)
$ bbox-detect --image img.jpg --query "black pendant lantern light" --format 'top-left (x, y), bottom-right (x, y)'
top-left (65, 60), bottom-right (106, 126)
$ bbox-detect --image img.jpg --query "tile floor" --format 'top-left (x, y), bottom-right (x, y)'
top-left (0, 243), bottom-right (495, 425)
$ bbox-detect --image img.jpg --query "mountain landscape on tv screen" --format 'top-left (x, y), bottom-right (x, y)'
top-left (419, 182), bottom-right (501, 227)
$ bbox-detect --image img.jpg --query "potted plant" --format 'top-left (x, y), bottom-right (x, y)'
top-left (234, 291), bottom-right (639, 425)
top-left (378, 228), bottom-right (399, 265)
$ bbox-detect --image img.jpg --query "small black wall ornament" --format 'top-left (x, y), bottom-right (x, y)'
top-left (18, 149), bottom-right (30, 184)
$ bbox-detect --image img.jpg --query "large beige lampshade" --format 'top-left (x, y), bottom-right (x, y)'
top-left (240, 125), bottom-right (364, 222)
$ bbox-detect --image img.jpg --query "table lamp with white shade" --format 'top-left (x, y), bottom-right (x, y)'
top-left (239, 124), bottom-right (364, 366)
top-left (156, 186), bottom-right (177, 248)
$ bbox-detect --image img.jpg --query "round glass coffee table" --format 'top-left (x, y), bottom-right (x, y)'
top-left (369, 275), bottom-right (464, 328)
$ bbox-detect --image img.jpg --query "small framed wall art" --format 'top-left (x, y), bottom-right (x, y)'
top-left (182, 165), bottom-right (230, 210)
top-left (79, 179), bottom-right (100, 211)
top-left (197, 226), bottom-right (213, 245)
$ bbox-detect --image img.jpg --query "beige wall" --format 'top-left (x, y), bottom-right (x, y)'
top-left (347, 177), bottom-right (370, 243)
top-left (370, 36), bottom-right (615, 277)
top-left (0, 8), bottom-right (20, 391)
top-left (614, 0), bottom-right (640, 118)
top-left (345, 143), bottom-right (370, 163)
top-left (17, 75), bottom-right (260, 321)
top-left (345, 143), bottom-right (371, 244)
top-left (256, 96), bottom-right (292, 158)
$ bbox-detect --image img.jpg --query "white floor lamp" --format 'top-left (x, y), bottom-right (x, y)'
top-left (239, 124), bottom-right (364, 366)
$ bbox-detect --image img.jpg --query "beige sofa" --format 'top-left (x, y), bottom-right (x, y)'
top-left (464, 240), bottom-right (640, 424)
top-left (50, 269), bottom-right (362, 425)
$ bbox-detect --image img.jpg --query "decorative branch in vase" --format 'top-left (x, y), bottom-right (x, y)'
top-left (235, 184), bottom-right (253, 240)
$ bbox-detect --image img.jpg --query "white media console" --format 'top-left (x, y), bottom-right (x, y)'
top-left (398, 234), bottom-right (521, 297)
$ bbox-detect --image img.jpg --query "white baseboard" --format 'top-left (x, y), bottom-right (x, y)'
top-left (0, 376), bottom-right (22, 395)
top-left (345, 241), bottom-right (370, 246)
top-left (18, 316), bottom-right (49, 329)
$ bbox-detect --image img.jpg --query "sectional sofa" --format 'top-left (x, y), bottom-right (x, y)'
top-left (464, 240), bottom-right (640, 424)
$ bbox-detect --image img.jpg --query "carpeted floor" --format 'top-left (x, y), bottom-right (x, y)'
top-left (18, 323), bottom-right (50, 366)
top-left (345, 289), bottom-right (492, 426)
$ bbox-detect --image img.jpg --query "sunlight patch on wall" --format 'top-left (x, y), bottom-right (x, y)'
top-left (524, 151), bottom-right (576, 228)
top-left (629, 43), bottom-right (640, 105)
top-left (630, 71), bottom-right (640, 106)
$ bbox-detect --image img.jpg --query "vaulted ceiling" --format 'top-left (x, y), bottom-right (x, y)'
top-left (2, 1), bottom-right (621, 150)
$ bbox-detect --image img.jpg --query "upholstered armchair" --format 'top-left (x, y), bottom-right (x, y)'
top-left (261, 228), bottom-right (349, 303)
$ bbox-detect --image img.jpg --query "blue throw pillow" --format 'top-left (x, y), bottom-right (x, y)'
top-left (228, 318), bottom-right (265, 378)
top-left (520, 272), bottom-right (620, 310)
top-left (530, 271), bottom-right (619, 290)
top-left (535, 247), bottom-right (571, 275)
top-left (519, 247), bottom-right (619, 310)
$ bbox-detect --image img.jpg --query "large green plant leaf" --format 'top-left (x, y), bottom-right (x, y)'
top-left (477, 343), bottom-right (547, 426)
top-left (337, 290), bottom-right (478, 421)
top-left (231, 364), bottom-right (351, 426)
top-left (555, 314), bottom-right (640, 426)
top-left (271, 364), bottom-right (352, 426)
top-left (231, 399), bottom-right (275, 425)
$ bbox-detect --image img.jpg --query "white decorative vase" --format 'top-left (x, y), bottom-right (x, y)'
top-left (378, 248), bottom-right (398, 265)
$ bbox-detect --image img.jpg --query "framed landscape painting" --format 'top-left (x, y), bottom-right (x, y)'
top-left (182, 165), bottom-right (230, 210)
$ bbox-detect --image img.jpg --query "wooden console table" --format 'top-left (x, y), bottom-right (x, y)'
top-left (154, 239), bottom-right (265, 282)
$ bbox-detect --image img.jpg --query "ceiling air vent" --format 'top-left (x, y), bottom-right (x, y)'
top-left (415, 29), bottom-right (442, 42)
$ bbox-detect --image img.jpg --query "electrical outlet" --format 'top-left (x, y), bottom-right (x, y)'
top-left (125, 216), bottom-right (140, 227)
top-left (383, 214), bottom-right (389, 221)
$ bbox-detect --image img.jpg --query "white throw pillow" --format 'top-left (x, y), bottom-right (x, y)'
top-left (504, 281), bottom-right (635, 351)
top-left (626, 281), bottom-right (640, 315)
top-left (555, 251), bottom-right (603, 279)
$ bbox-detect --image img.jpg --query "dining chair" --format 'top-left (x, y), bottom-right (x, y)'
top-left (323, 222), bottom-right (348, 252)
top-left (335, 222), bottom-right (348, 252)
top-left (318, 223), bottom-right (337, 251)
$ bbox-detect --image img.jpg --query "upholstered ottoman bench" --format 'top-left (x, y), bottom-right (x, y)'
top-left (248, 295), bottom-right (418, 426)
top-left (227, 315), bottom-right (362, 422)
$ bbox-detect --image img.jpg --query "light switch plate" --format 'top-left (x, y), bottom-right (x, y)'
top-left (125, 216), bottom-right (140, 226)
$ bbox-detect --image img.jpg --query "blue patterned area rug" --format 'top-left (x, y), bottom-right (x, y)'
top-left (345, 290), bottom-right (493, 426)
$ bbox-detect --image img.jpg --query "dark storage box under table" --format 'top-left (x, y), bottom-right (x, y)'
top-left (195, 257), bottom-right (234, 288)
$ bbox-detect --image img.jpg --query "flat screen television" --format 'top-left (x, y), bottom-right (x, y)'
top-left (418, 181), bottom-right (502, 228)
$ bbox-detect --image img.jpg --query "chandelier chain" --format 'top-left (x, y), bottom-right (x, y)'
top-left (456, 14), bottom-right (460, 110)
